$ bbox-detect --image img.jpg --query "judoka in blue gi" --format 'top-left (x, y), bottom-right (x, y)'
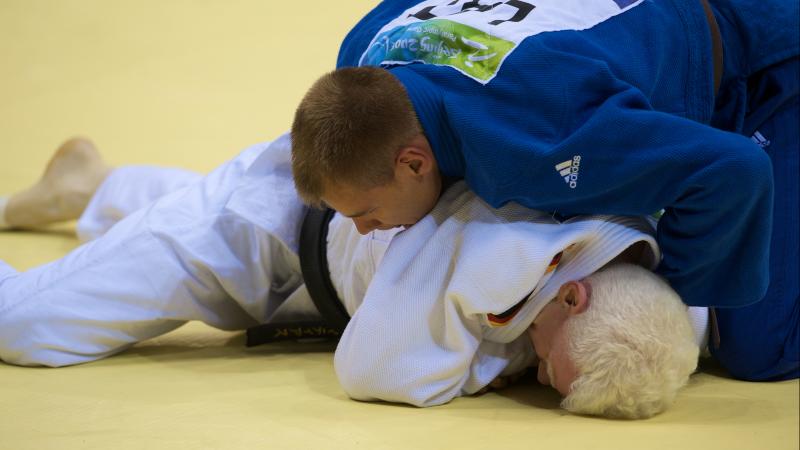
top-left (290, 0), bottom-right (799, 381)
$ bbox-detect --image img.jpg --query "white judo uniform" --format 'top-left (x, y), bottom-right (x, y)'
top-left (332, 182), bottom-right (662, 406)
top-left (0, 133), bottom-right (692, 406)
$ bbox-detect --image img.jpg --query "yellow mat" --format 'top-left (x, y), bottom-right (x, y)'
top-left (1, 2), bottom-right (797, 449)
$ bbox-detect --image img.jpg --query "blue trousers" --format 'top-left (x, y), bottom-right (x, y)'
top-left (710, 57), bottom-right (799, 381)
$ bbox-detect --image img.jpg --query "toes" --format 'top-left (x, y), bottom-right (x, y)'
top-left (43, 137), bottom-right (106, 181)
top-left (0, 196), bottom-right (10, 229)
top-left (56, 137), bottom-right (98, 159)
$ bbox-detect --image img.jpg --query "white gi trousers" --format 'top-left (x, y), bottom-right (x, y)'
top-left (0, 134), bottom-right (319, 367)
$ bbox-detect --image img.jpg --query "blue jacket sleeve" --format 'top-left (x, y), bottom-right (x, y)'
top-left (460, 81), bottom-right (774, 309)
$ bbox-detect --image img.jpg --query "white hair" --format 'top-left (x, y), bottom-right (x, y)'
top-left (561, 263), bottom-right (699, 419)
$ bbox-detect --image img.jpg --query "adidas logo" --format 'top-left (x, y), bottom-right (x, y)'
top-left (555, 155), bottom-right (582, 189)
top-left (751, 130), bottom-right (771, 148)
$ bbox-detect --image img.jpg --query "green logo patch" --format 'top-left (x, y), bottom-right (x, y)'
top-left (360, 19), bottom-right (515, 83)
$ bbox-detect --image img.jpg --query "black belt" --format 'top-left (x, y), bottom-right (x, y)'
top-left (700, 0), bottom-right (723, 96)
top-left (296, 207), bottom-right (352, 332)
top-left (246, 207), bottom-right (349, 346)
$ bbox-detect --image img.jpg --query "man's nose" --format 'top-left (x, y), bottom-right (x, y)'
top-left (537, 362), bottom-right (551, 386)
top-left (352, 217), bottom-right (380, 235)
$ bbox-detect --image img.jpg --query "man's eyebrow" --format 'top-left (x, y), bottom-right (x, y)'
top-left (343, 207), bottom-right (376, 219)
top-left (319, 201), bottom-right (374, 219)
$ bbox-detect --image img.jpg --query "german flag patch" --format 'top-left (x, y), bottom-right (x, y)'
top-left (487, 251), bottom-right (563, 327)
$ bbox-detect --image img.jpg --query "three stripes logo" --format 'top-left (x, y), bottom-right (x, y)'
top-left (555, 155), bottom-right (582, 189)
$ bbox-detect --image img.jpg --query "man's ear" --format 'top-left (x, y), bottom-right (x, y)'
top-left (395, 134), bottom-right (435, 178)
top-left (556, 280), bottom-right (591, 315)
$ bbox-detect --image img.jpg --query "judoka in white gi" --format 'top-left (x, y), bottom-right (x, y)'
top-left (0, 134), bottom-right (701, 418)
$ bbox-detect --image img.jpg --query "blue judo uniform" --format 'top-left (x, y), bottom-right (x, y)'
top-left (336, 0), bottom-right (799, 380)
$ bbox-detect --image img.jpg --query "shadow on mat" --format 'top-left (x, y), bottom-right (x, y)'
top-left (305, 370), bottom-right (566, 414)
top-left (493, 373), bottom-right (563, 411)
top-left (116, 330), bottom-right (338, 370)
top-left (0, 225), bottom-right (78, 239)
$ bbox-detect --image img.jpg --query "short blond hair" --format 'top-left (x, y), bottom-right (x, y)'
top-left (291, 67), bottom-right (422, 206)
top-left (562, 264), bottom-right (699, 419)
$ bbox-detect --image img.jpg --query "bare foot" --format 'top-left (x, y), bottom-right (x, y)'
top-left (2, 138), bottom-right (112, 228)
